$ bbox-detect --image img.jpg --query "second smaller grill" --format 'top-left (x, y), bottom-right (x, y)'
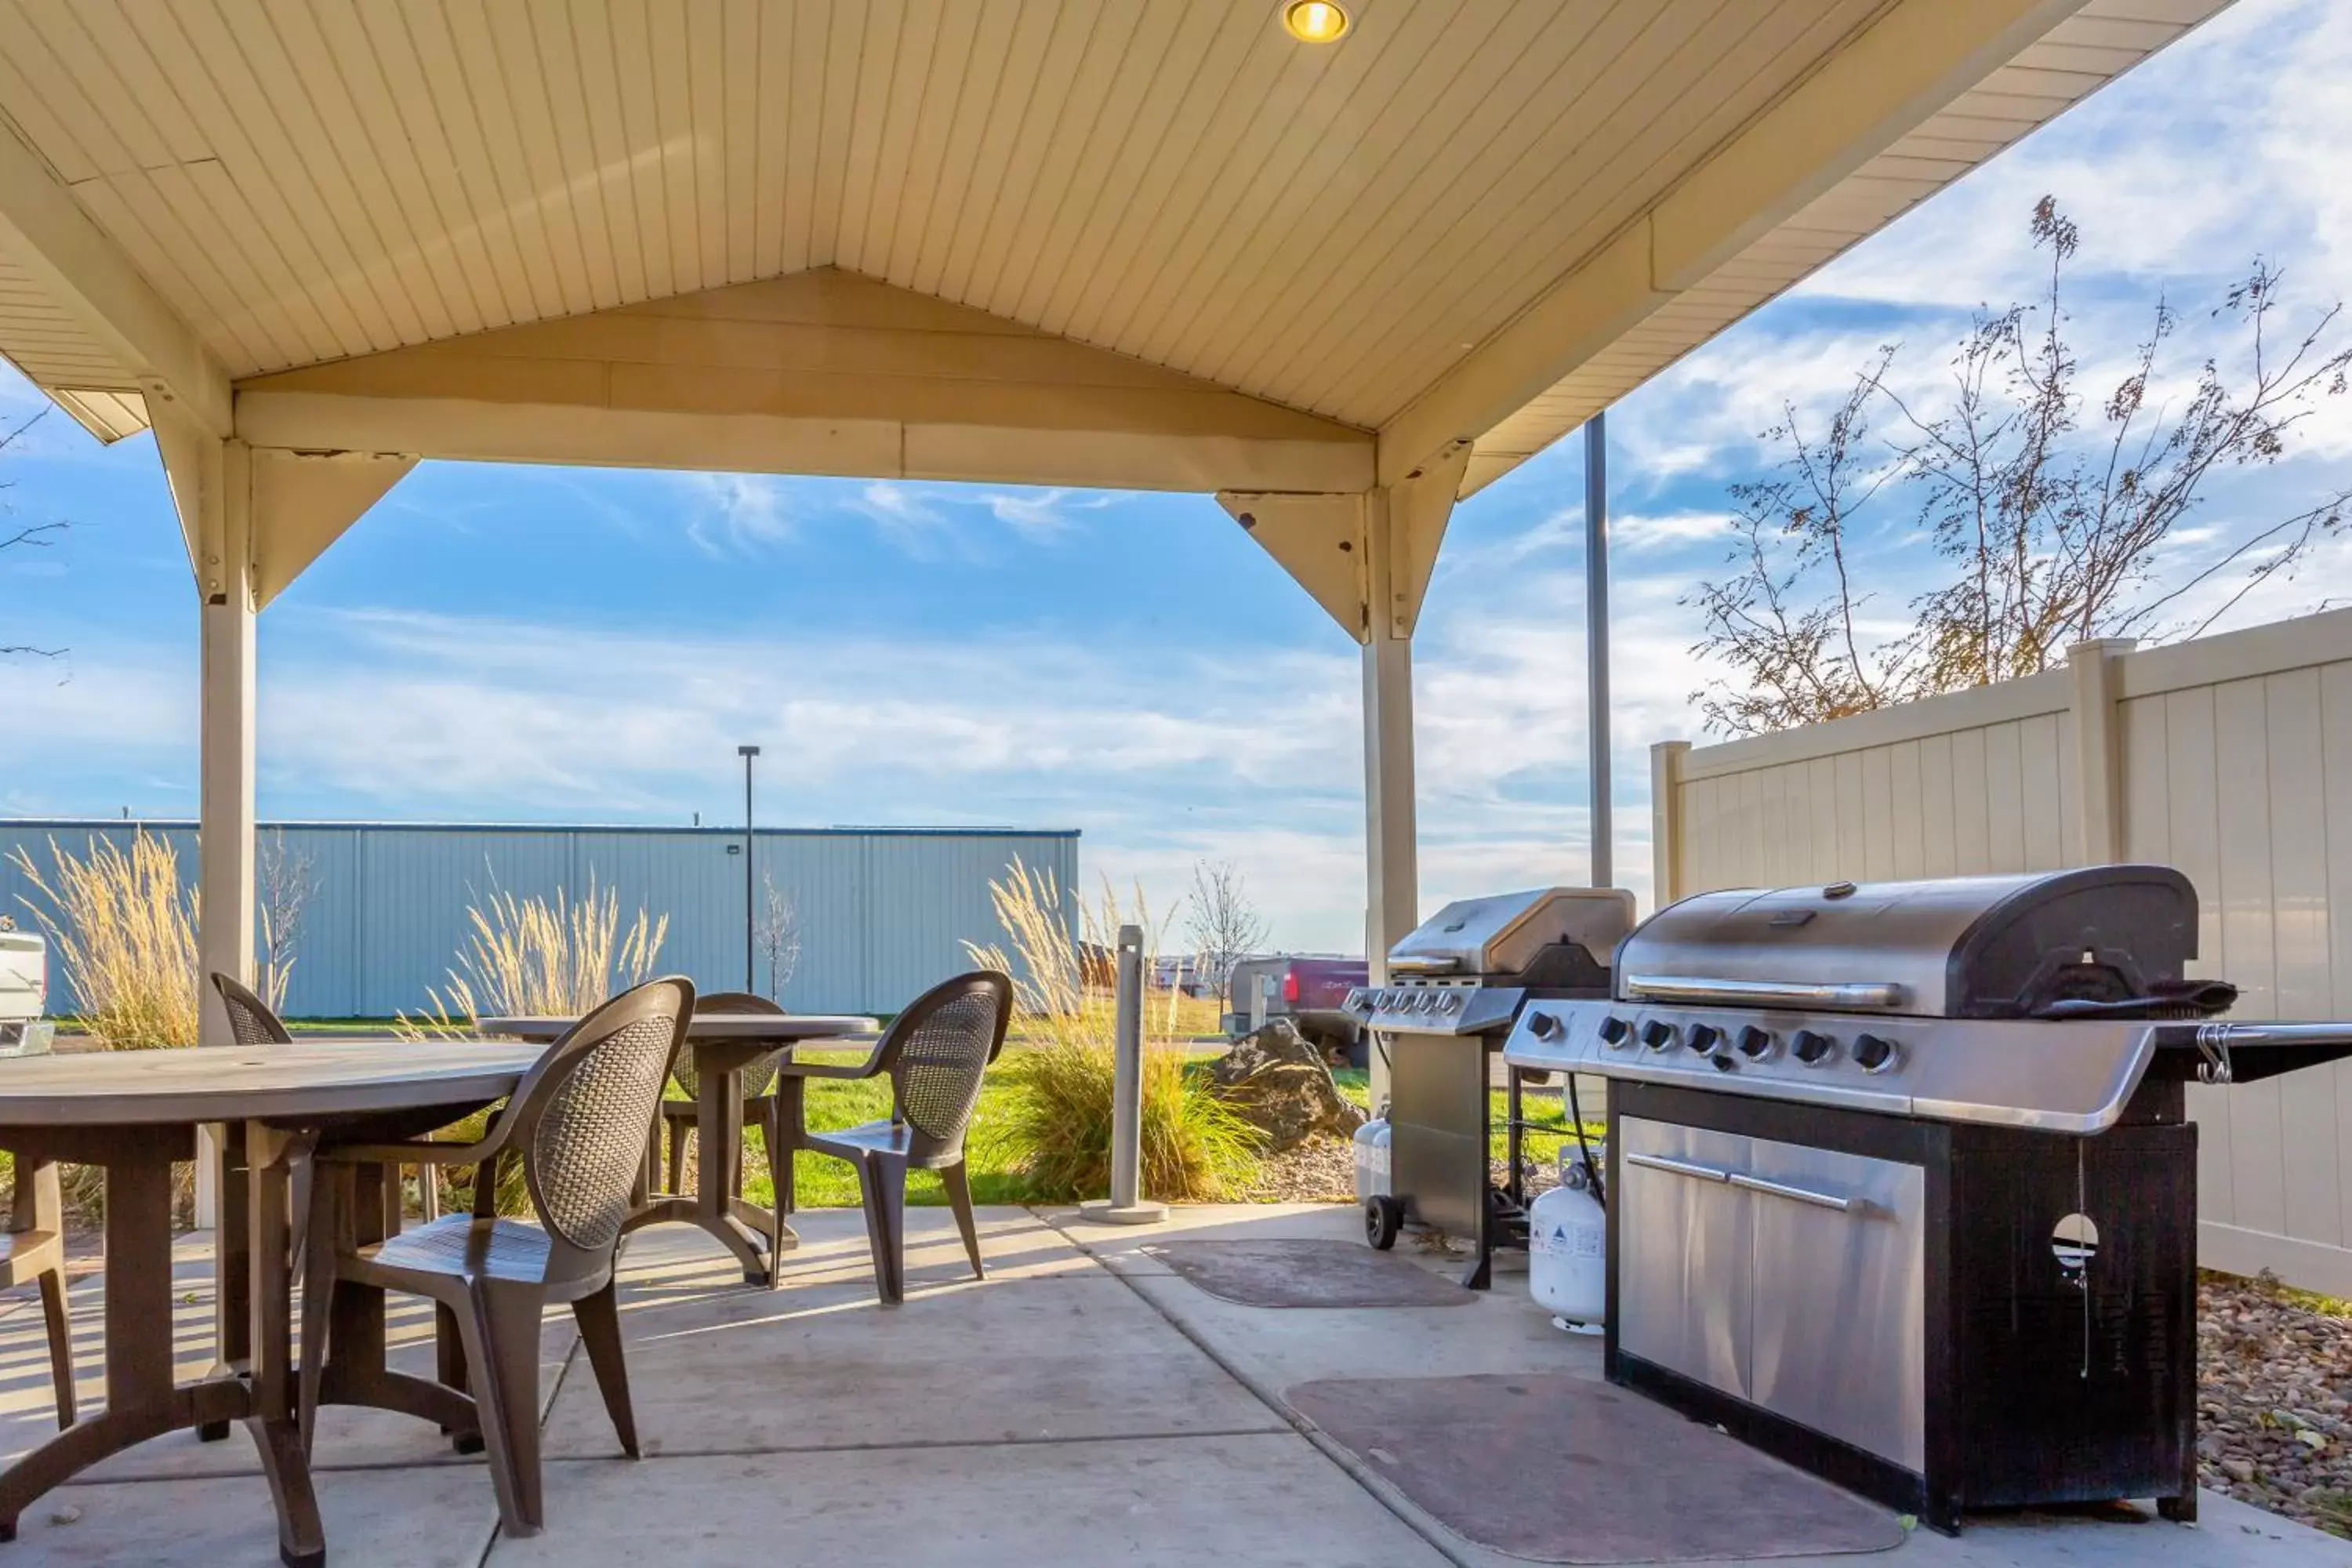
top-left (1348, 887), bottom-right (1633, 1287)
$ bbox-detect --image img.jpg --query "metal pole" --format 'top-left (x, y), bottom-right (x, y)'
top-left (1080, 924), bottom-right (1167, 1225)
top-left (739, 744), bottom-right (760, 993)
top-left (1584, 412), bottom-right (1612, 889)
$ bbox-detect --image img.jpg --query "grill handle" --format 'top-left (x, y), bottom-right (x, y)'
top-left (1621, 974), bottom-right (1907, 1010)
top-left (1386, 956), bottom-right (1462, 976)
top-left (1623, 1152), bottom-right (1730, 1183)
top-left (1624, 1152), bottom-right (1868, 1215)
top-left (1728, 1171), bottom-right (1868, 1215)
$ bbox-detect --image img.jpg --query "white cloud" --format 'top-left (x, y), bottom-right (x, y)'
top-left (679, 474), bottom-right (793, 556)
top-left (978, 488), bottom-right (1118, 539)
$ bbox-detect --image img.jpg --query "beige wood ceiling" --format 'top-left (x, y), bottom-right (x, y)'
top-left (0, 0), bottom-right (2230, 488)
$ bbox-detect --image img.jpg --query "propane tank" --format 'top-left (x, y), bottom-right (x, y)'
top-left (1352, 1108), bottom-right (1392, 1205)
top-left (1530, 1148), bottom-right (1606, 1328)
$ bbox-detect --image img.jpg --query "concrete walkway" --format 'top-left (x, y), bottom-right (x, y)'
top-left (0, 1204), bottom-right (2342, 1566)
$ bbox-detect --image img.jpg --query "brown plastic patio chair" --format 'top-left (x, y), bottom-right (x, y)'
top-left (1, 1157), bottom-right (74, 1428)
top-left (296, 976), bottom-right (691, 1538)
top-left (211, 972), bottom-right (441, 1231)
top-left (771, 971), bottom-right (1011, 1305)
top-left (652, 990), bottom-right (790, 1214)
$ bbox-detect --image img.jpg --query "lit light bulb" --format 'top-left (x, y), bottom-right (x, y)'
top-left (1282, 1), bottom-right (1351, 44)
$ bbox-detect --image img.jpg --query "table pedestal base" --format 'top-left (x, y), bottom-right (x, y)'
top-left (0, 1138), bottom-right (324, 1568)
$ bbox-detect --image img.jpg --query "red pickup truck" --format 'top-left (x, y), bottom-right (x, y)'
top-left (1222, 955), bottom-right (1370, 1065)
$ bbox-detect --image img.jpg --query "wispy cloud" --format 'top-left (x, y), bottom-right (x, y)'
top-left (680, 473), bottom-right (794, 556)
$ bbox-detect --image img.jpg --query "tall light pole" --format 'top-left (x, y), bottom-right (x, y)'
top-left (739, 744), bottom-right (760, 993)
top-left (1584, 412), bottom-right (1611, 890)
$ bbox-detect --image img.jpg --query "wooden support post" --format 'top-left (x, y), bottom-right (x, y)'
top-left (176, 437), bottom-right (256, 1229)
top-left (2067, 639), bottom-right (2136, 866)
top-left (1361, 490), bottom-right (1418, 1111)
top-left (1650, 741), bottom-right (1690, 913)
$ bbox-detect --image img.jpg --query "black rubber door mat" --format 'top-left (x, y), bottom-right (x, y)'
top-left (1287, 1374), bottom-right (1906, 1563)
top-left (1142, 1239), bottom-right (1474, 1308)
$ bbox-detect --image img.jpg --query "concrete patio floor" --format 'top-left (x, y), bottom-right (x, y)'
top-left (0, 1203), bottom-right (2343, 1567)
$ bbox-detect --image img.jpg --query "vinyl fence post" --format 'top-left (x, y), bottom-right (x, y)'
top-left (2067, 639), bottom-right (2137, 866)
top-left (1079, 924), bottom-right (1167, 1225)
top-left (1650, 740), bottom-right (1690, 910)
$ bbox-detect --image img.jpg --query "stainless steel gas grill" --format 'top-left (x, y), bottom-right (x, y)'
top-left (1503, 866), bottom-right (2352, 1531)
top-left (1347, 887), bottom-right (1635, 1288)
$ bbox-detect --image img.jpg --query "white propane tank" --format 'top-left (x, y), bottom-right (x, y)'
top-left (1530, 1151), bottom-right (1606, 1328)
top-left (1352, 1112), bottom-right (1392, 1205)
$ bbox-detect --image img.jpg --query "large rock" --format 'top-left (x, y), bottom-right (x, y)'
top-left (1209, 1020), bottom-right (1367, 1153)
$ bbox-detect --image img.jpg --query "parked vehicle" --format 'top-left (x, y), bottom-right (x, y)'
top-left (1222, 955), bottom-right (1369, 1065)
top-left (0, 916), bottom-right (53, 1056)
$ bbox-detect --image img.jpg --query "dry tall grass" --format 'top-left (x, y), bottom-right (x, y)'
top-left (398, 874), bottom-right (670, 1214)
top-left (10, 833), bottom-right (199, 1051)
top-left (401, 873), bottom-right (669, 1030)
top-left (9, 833), bottom-right (205, 1218)
top-left (966, 858), bottom-right (1258, 1202)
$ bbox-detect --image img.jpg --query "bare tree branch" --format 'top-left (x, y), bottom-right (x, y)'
top-left (1689, 198), bottom-right (2352, 737)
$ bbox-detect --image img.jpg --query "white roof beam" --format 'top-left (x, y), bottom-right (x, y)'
top-left (232, 269), bottom-right (1374, 495)
top-left (0, 117), bottom-right (231, 440)
top-left (1377, 0), bottom-right (2089, 488)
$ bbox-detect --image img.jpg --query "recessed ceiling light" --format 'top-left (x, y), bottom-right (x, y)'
top-left (1282, 2), bottom-right (1351, 44)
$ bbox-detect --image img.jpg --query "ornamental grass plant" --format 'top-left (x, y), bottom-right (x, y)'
top-left (398, 873), bottom-right (670, 1213)
top-left (966, 858), bottom-right (1258, 1203)
top-left (9, 832), bottom-right (205, 1216)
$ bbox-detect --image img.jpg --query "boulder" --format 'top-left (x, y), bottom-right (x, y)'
top-left (1208, 1020), bottom-right (1367, 1153)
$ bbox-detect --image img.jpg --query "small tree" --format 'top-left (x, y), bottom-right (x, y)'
top-left (256, 829), bottom-right (315, 1014)
top-left (755, 873), bottom-right (800, 1000)
top-left (1182, 859), bottom-right (1269, 994)
top-left (1690, 198), bottom-right (2352, 738)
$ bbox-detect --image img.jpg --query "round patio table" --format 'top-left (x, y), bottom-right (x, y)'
top-left (0, 1039), bottom-right (542, 1567)
top-left (476, 1012), bottom-right (877, 1284)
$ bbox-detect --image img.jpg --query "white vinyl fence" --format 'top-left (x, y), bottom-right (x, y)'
top-left (1650, 608), bottom-right (2352, 1297)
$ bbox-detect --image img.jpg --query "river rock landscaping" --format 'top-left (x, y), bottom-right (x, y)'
top-left (2195, 1272), bottom-right (2350, 1537)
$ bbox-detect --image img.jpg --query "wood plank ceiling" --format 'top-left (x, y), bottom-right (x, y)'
top-left (0, 0), bottom-right (2229, 492)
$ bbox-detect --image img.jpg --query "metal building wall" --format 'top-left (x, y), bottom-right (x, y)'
top-left (0, 821), bottom-right (1078, 1019)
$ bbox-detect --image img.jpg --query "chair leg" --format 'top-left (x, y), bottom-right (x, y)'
top-left (755, 1103), bottom-right (787, 1290)
top-left (36, 1267), bottom-right (74, 1428)
top-left (296, 1185), bottom-right (336, 1457)
top-left (775, 1080), bottom-right (804, 1218)
top-left (466, 1281), bottom-right (548, 1537)
top-left (940, 1160), bottom-right (985, 1281)
top-left (570, 1280), bottom-right (638, 1457)
top-left (853, 1156), bottom-right (908, 1306)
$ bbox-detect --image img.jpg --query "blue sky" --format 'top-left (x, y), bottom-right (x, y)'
top-left (4, 0), bottom-right (2350, 952)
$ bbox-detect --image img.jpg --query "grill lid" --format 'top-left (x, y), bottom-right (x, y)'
top-left (1388, 887), bottom-right (1636, 979)
top-left (1616, 866), bottom-right (2201, 1018)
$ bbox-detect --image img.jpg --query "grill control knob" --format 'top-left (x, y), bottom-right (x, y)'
top-left (1736, 1025), bottom-right (1774, 1060)
top-left (1639, 1020), bottom-right (1678, 1052)
top-left (1597, 1015), bottom-right (1632, 1047)
top-left (1851, 1033), bottom-right (1899, 1074)
top-left (1439, 992), bottom-right (1462, 1015)
top-left (1686, 1024), bottom-right (1723, 1055)
top-left (1791, 1029), bottom-right (1836, 1066)
top-left (1527, 1011), bottom-right (1560, 1040)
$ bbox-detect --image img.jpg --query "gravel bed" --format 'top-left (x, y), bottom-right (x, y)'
top-left (2199, 1272), bottom-right (2352, 1538)
top-left (1242, 1135), bottom-right (1356, 1202)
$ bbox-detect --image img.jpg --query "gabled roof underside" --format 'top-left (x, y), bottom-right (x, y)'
top-left (0, 0), bottom-right (2230, 495)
